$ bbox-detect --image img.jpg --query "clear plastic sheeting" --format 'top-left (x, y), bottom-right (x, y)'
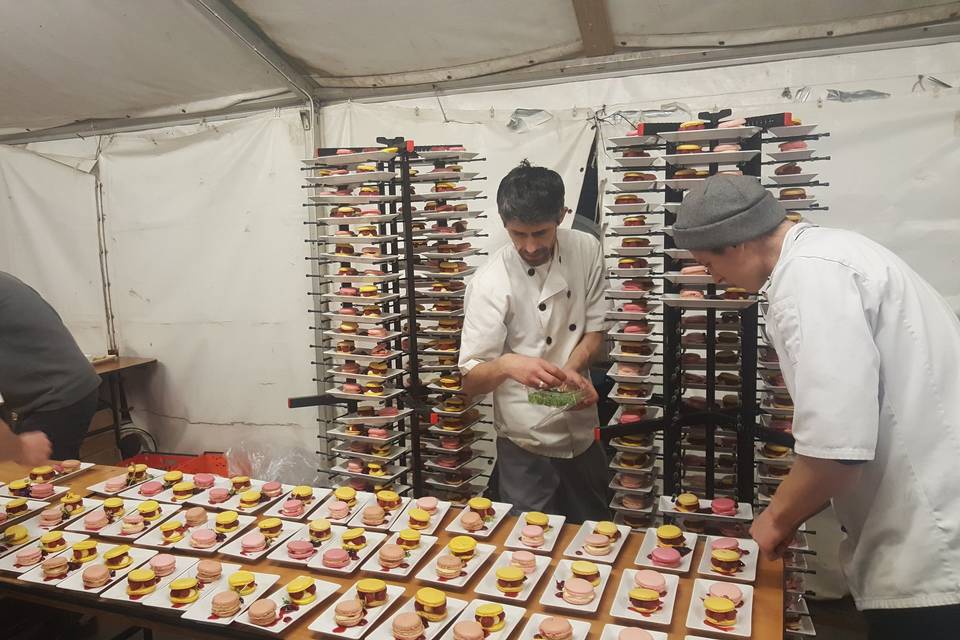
top-left (226, 438), bottom-right (326, 486)
top-left (826, 89), bottom-right (892, 102)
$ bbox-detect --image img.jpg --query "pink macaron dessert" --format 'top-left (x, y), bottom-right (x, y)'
top-left (623, 321), bottom-right (649, 335)
top-left (561, 577), bottom-right (595, 605)
top-left (633, 569), bottom-right (667, 595)
top-left (367, 427), bottom-right (389, 439)
top-left (138, 481), bottom-right (163, 497)
top-left (193, 473), bottom-right (216, 490)
top-left (322, 548), bottom-right (351, 569)
top-left (326, 500), bottom-right (350, 520)
top-left (104, 476), bottom-right (128, 492)
top-left (618, 474), bottom-right (646, 489)
top-left (709, 581), bottom-right (744, 606)
top-left (649, 547), bottom-right (682, 568)
top-left (713, 143), bottom-right (741, 153)
top-left (39, 507), bottom-right (63, 528)
top-left (416, 497), bottom-right (438, 514)
top-left (622, 302), bottom-right (647, 314)
top-left (342, 382), bottom-right (362, 395)
top-left (717, 117), bottom-right (747, 129)
top-left (618, 629), bottom-right (654, 640)
top-left (281, 499), bottom-right (305, 517)
top-left (711, 497), bottom-right (738, 516)
top-left (241, 532), bottom-right (267, 554)
top-left (520, 525), bottom-right (545, 548)
top-left (779, 140), bottom-right (808, 152)
top-left (15, 547), bottom-right (42, 567)
top-left (287, 540), bottom-right (316, 560)
top-left (150, 553), bottom-right (177, 577)
top-left (261, 481), bottom-right (282, 498)
top-left (711, 537), bottom-right (742, 553)
top-left (208, 488), bottom-right (230, 504)
top-left (378, 407), bottom-right (400, 417)
top-left (30, 484), bottom-right (54, 499)
top-left (83, 511), bottom-right (109, 531)
top-left (511, 550), bottom-right (537, 574)
top-left (190, 528), bottom-right (218, 549)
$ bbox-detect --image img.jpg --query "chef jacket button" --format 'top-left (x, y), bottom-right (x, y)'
top-left (546, 336), bottom-right (553, 345)
top-left (538, 303), bottom-right (546, 311)
top-left (527, 268), bottom-right (535, 276)
top-left (566, 290), bottom-right (571, 298)
top-left (569, 323), bottom-right (577, 331)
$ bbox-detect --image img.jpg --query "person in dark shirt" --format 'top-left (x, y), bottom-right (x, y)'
top-left (0, 272), bottom-right (101, 461)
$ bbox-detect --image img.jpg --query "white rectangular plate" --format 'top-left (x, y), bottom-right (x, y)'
top-left (360, 532), bottom-right (437, 579)
top-left (634, 528), bottom-right (698, 574)
top-left (610, 569), bottom-right (679, 627)
top-left (99, 554), bottom-right (197, 603)
top-left (768, 173), bottom-right (817, 185)
top-left (186, 480), bottom-right (291, 513)
top-left (180, 570), bottom-right (281, 625)
top-left (519, 614), bottom-right (591, 640)
top-left (0, 497), bottom-right (59, 526)
top-left (264, 524), bottom-right (344, 567)
top-left (85, 468), bottom-right (166, 496)
top-left (0, 531), bottom-right (89, 574)
top-left (440, 599), bottom-right (526, 640)
top-left (539, 559), bottom-right (612, 615)
top-left (696, 536), bottom-right (759, 583)
top-left (602, 623), bottom-right (667, 640)
top-left (139, 561), bottom-right (243, 612)
top-left (685, 578), bottom-right (754, 638)
top-left (658, 496), bottom-right (754, 522)
top-left (502, 513), bottom-right (566, 555)
top-left (562, 521), bottom-right (632, 564)
top-left (261, 486), bottom-right (334, 521)
top-left (345, 497), bottom-right (410, 531)
top-left (443, 502), bottom-right (512, 539)
top-left (233, 575), bottom-right (341, 634)
top-left (217, 519), bottom-right (303, 561)
top-left (387, 500), bottom-right (453, 536)
top-left (366, 596), bottom-right (468, 640)
top-left (414, 542), bottom-right (496, 590)
top-left (56, 546), bottom-right (158, 595)
top-left (135, 512), bottom-right (257, 554)
top-left (307, 530), bottom-right (388, 575)
top-left (767, 149), bottom-right (814, 162)
top-left (95, 502), bottom-right (181, 540)
top-left (308, 583), bottom-right (406, 638)
top-left (659, 127), bottom-right (760, 143)
top-left (473, 550), bottom-right (551, 604)
top-left (0, 484), bottom-right (71, 501)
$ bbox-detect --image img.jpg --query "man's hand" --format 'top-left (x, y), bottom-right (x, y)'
top-left (15, 431), bottom-right (52, 467)
top-left (750, 503), bottom-right (796, 561)
top-left (500, 354), bottom-right (566, 389)
top-left (561, 368), bottom-right (599, 410)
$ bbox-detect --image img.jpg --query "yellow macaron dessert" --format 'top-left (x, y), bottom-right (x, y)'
top-left (169, 577), bottom-right (200, 604)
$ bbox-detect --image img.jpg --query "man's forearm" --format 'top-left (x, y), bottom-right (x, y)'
top-left (767, 454), bottom-right (861, 531)
top-left (462, 357), bottom-right (510, 397)
top-left (564, 331), bottom-right (603, 372)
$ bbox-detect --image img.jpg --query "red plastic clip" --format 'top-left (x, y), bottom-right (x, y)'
top-left (635, 123), bottom-right (645, 136)
top-left (406, 140), bottom-right (415, 152)
top-left (594, 427), bottom-right (601, 441)
top-left (430, 412), bottom-right (439, 425)
top-left (784, 112), bottom-right (793, 126)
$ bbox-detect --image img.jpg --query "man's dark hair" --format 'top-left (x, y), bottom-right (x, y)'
top-left (497, 159), bottom-right (564, 224)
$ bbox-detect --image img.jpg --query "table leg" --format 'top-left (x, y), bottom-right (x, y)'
top-left (108, 374), bottom-right (123, 451)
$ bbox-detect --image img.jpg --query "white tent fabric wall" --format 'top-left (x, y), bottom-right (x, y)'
top-left (94, 111), bottom-right (319, 464)
top-left (0, 146), bottom-right (107, 353)
top-left (320, 101), bottom-right (597, 256)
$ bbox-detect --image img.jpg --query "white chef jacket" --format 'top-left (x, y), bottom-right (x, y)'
top-left (459, 228), bottom-right (610, 459)
top-left (762, 223), bottom-right (960, 610)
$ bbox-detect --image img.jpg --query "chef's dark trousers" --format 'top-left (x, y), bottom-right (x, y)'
top-left (495, 436), bottom-right (610, 524)
top-left (865, 604), bottom-right (960, 640)
top-left (12, 389), bottom-right (98, 460)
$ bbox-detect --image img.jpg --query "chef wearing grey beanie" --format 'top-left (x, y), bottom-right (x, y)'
top-left (675, 175), bottom-right (960, 637)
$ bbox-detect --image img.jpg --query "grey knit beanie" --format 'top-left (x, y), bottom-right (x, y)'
top-left (673, 175), bottom-right (786, 250)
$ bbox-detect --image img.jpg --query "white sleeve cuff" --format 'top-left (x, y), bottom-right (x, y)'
top-left (793, 444), bottom-right (875, 461)
top-left (459, 358), bottom-right (485, 376)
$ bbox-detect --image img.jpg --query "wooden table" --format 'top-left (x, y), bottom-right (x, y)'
top-left (90, 357), bottom-right (157, 450)
top-left (0, 464), bottom-right (783, 639)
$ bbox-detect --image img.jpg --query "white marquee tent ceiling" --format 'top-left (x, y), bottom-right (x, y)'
top-left (1, 0), bottom-right (958, 137)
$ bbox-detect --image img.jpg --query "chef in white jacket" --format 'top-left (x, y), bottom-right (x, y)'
top-left (673, 174), bottom-right (960, 639)
top-left (458, 160), bottom-right (611, 523)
